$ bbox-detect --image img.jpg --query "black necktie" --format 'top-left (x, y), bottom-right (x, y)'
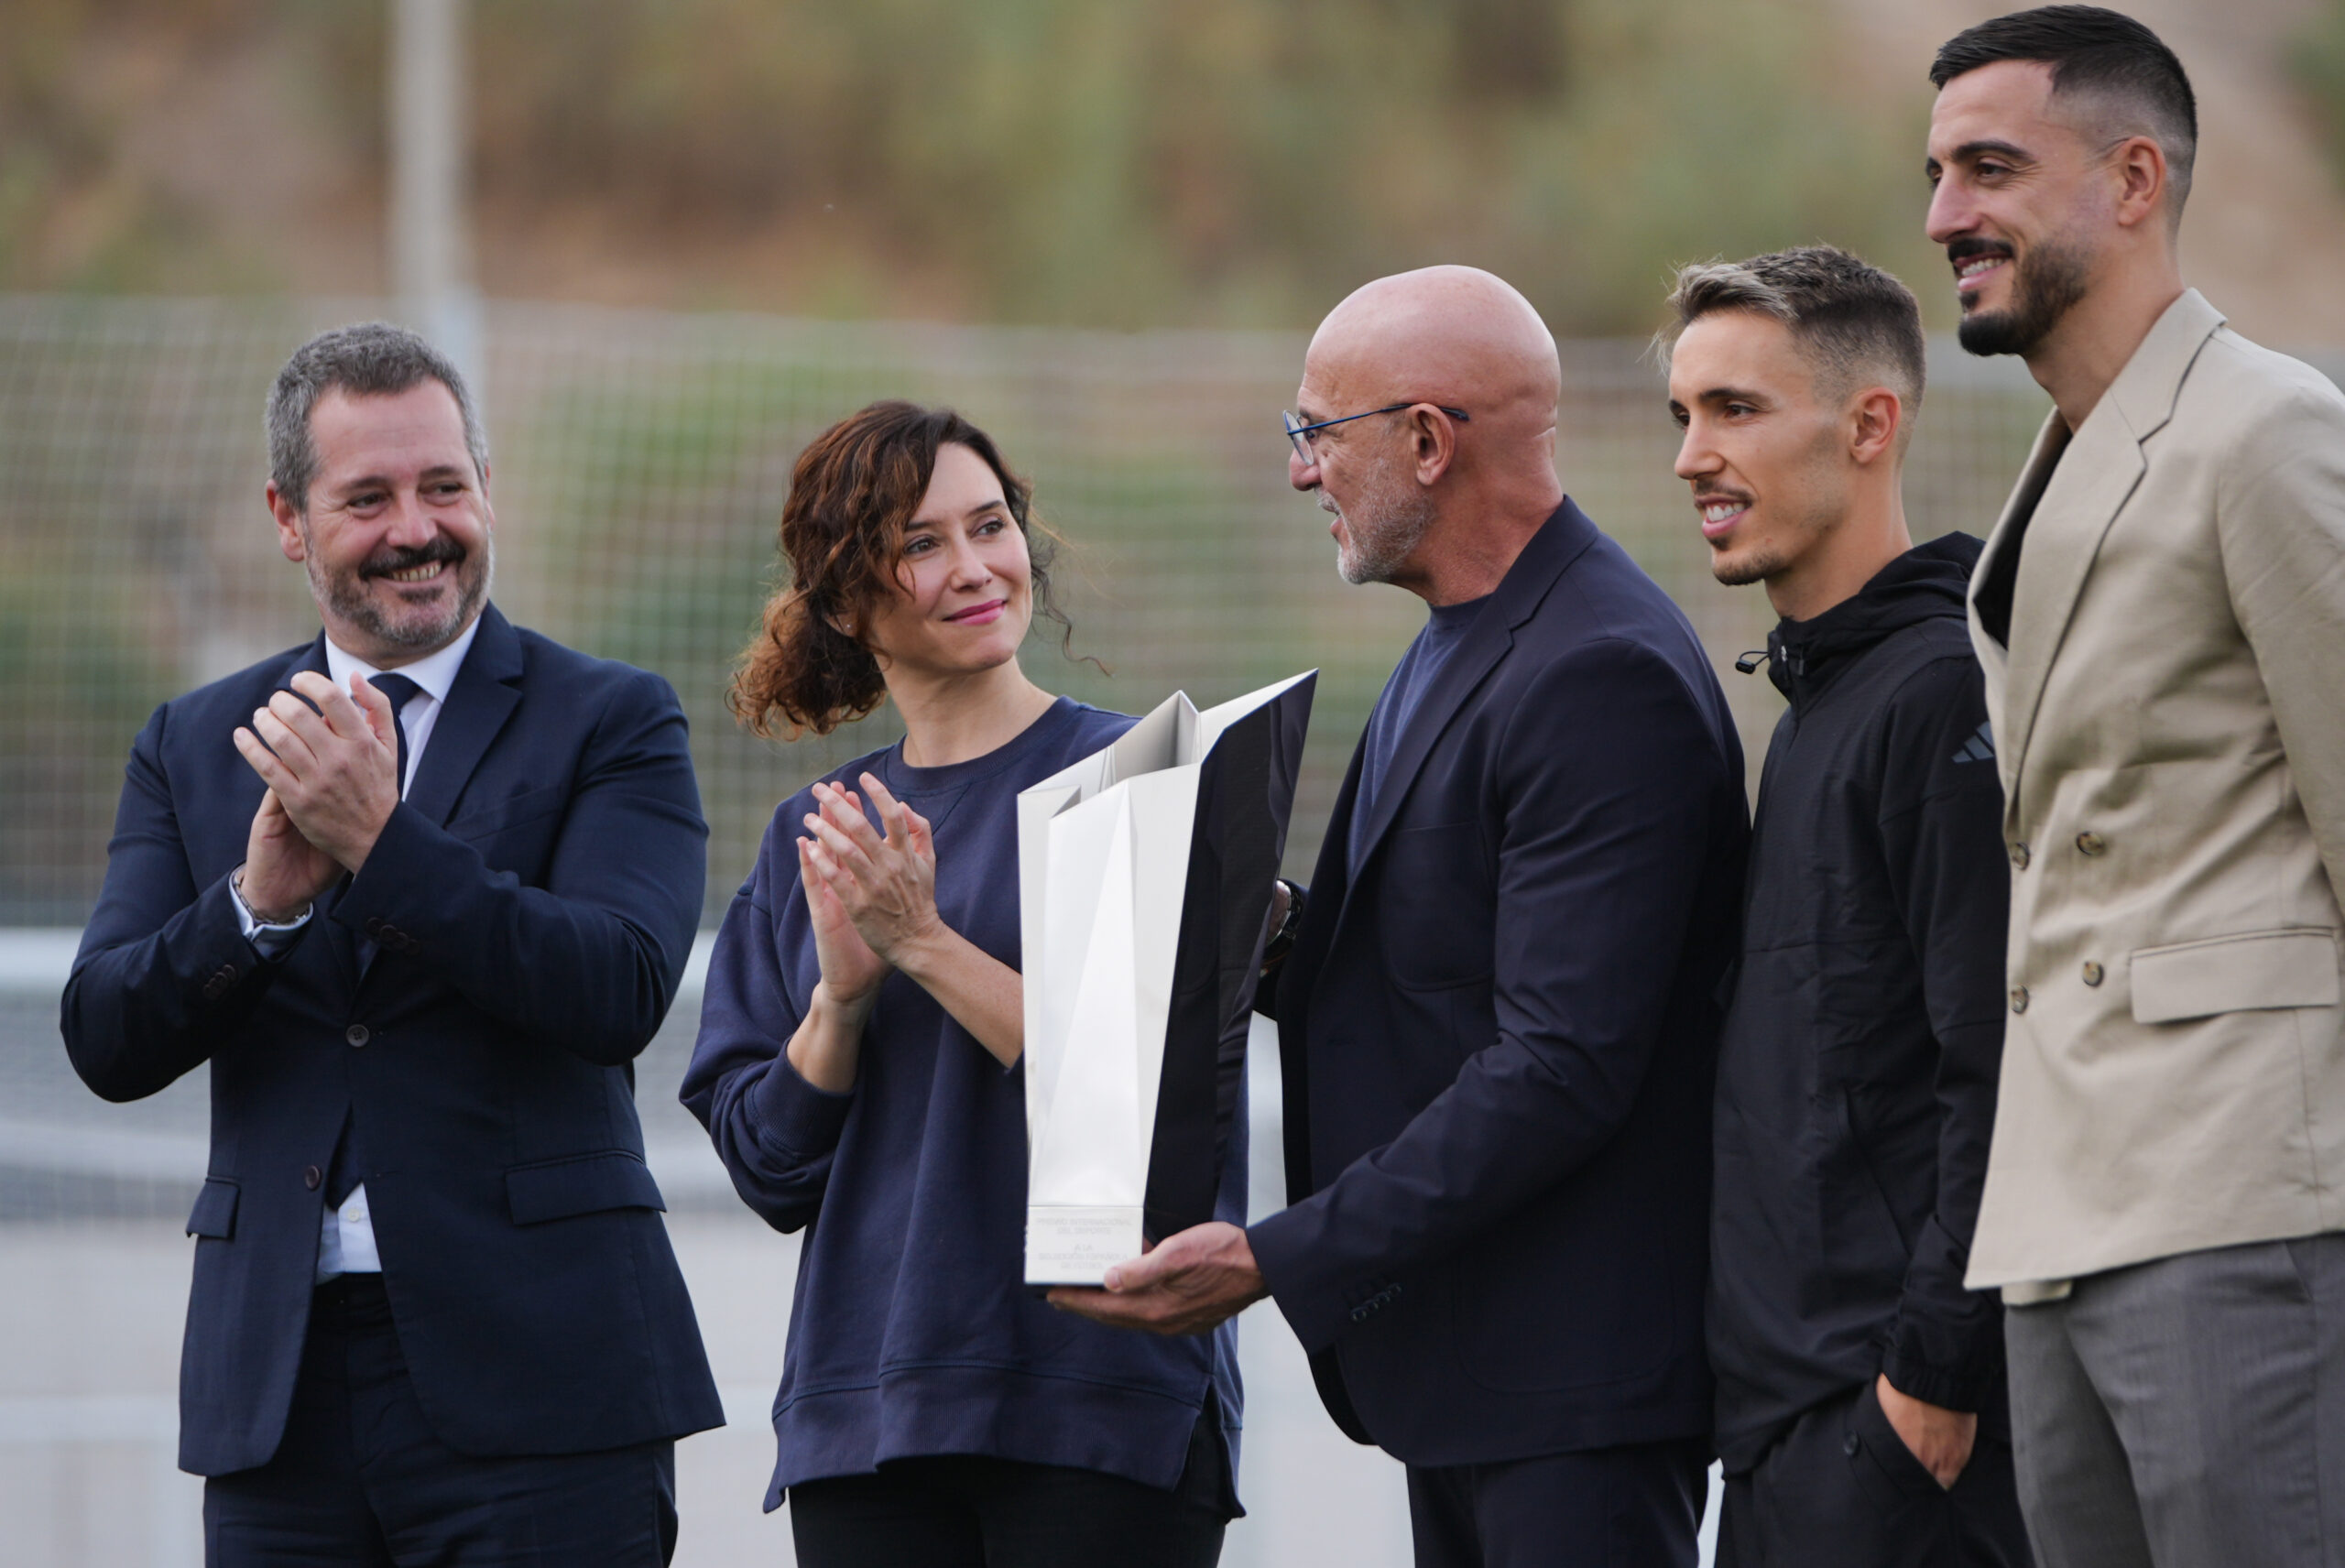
top-left (369, 673), bottom-right (421, 798)
top-left (328, 672), bottom-right (421, 1210)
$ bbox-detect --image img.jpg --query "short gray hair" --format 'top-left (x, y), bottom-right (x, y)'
top-left (267, 322), bottom-right (487, 513)
top-left (1657, 245), bottom-right (1926, 422)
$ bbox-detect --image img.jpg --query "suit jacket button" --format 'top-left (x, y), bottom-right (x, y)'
top-left (1844, 1432), bottom-right (1861, 1457)
top-left (2076, 832), bottom-right (2107, 856)
top-left (2010, 842), bottom-right (2031, 870)
top-left (345, 1024), bottom-right (370, 1048)
top-left (218, 963), bottom-right (239, 984)
top-left (363, 916), bottom-right (384, 937)
top-left (302, 1165), bottom-right (322, 1191)
top-left (2010, 985), bottom-right (2031, 1014)
top-left (2082, 962), bottom-right (2105, 986)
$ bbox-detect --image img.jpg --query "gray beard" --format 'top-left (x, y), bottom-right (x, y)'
top-left (305, 530), bottom-right (494, 653)
top-left (1330, 457), bottom-right (1438, 586)
top-left (1958, 234), bottom-right (2092, 358)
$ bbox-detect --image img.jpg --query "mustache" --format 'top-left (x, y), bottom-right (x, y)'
top-left (1947, 235), bottom-right (2014, 267)
top-left (360, 539), bottom-right (465, 579)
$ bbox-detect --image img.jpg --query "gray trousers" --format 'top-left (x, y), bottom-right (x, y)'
top-left (2004, 1233), bottom-right (2345, 1568)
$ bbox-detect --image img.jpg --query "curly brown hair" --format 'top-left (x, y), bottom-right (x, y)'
top-left (729, 401), bottom-right (1076, 739)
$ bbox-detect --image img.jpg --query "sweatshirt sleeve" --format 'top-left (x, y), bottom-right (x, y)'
top-left (1873, 650), bottom-right (2009, 1411)
top-left (679, 811), bottom-right (854, 1234)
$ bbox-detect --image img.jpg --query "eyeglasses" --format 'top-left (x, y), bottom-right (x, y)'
top-left (1282, 402), bottom-right (1470, 465)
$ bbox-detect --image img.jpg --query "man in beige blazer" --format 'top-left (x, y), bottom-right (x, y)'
top-left (1925, 8), bottom-right (2345, 1566)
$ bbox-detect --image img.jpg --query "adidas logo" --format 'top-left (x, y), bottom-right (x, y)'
top-left (1952, 721), bottom-right (1996, 765)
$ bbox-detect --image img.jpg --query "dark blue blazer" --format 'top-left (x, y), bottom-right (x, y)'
top-left (1249, 502), bottom-right (1748, 1466)
top-left (61, 604), bottom-right (724, 1475)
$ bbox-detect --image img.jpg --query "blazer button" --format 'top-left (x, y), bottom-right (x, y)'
top-left (363, 916), bottom-right (384, 937)
top-left (345, 1024), bottom-right (370, 1048)
top-left (2076, 832), bottom-right (2107, 856)
top-left (2082, 962), bottom-right (2105, 986)
top-left (302, 1165), bottom-right (322, 1191)
top-left (2010, 842), bottom-right (2031, 870)
top-left (1844, 1432), bottom-right (1861, 1457)
top-left (2010, 985), bottom-right (2031, 1014)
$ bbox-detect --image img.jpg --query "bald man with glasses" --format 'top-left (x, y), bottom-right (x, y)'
top-left (1058, 267), bottom-right (1750, 1568)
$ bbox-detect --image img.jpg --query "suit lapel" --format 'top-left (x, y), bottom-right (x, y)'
top-left (1966, 414), bottom-right (2058, 789)
top-left (1993, 414), bottom-right (2141, 803)
top-left (351, 607), bottom-right (520, 986)
top-left (1340, 500), bottom-right (1597, 889)
top-left (403, 604), bottom-right (524, 829)
top-left (1992, 292), bottom-right (2222, 809)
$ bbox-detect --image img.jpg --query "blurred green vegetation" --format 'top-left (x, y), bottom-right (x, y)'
top-left (2292, 0), bottom-right (2345, 192)
top-left (0, 295), bottom-right (2052, 924)
top-left (0, 0), bottom-right (1949, 332)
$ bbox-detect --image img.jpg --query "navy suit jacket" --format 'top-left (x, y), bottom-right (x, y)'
top-left (61, 604), bottom-right (724, 1475)
top-left (1249, 502), bottom-right (1749, 1466)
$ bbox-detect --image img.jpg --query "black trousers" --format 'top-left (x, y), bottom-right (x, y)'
top-left (202, 1275), bottom-right (679, 1568)
top-left (788, 1453), bottom-right (1227, 1568)
top-left (1404, 1438), bottom-right (1709, 1568)
top-left (1717, 1379), bottom-right (2034, 1568)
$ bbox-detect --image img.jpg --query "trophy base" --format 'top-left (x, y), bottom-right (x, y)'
top-left (1024, 1205), bottom-right (1146, 1286)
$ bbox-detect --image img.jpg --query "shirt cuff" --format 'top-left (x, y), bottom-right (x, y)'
top-left (231, 872), bottom-right (313, 960)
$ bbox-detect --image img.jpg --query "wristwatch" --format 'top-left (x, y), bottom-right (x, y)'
top-left (1260, 878), bottom-right (1306, 972)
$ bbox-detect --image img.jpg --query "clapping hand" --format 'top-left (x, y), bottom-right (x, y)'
top-left (238, 787), bottom-right (339, 922)
top-left (231, 671), bottom-right (401, 917)
top-left (796, 819), bottom-right (889, 1010)
top-left (792, 769), bottom-right (1023, 1077)
top-left (800, 773), bottom-right (943, 971)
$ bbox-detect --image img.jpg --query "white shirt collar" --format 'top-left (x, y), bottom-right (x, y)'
top-left (322, 613), bottom-right (484, 707)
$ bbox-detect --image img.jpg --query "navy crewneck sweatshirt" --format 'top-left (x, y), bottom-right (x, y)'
top-left (683, 696), bottom-right (1246, 1513)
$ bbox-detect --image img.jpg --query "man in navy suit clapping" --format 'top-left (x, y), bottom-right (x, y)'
top-left (62, 322), bottom-right (721, 1565)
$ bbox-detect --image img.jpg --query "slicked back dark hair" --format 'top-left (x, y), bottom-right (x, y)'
top-left (267, 321), bottom-right (487, 513)
top-left (1659, 245), bottom-right (1926, 443)
top-left (1929, 5), bottom-right (2197, 215)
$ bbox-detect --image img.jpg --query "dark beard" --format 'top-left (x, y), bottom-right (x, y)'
top-left (1709, 545), bottom-right (1783, 588)
top-left (1958, 235), bottom-right (2092, 358)
top-left (309, 533), bottom-right (493, 651)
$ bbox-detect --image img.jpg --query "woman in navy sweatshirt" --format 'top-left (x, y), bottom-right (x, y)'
top-left (682, 401), bottom-right (1241, 1567)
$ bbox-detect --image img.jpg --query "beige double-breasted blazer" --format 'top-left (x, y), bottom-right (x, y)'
top-left (1965, 289), bottom-right (2345, 1290)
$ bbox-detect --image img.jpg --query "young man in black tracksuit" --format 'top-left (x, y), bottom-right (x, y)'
top-left (1663, 247), bottom-right (2033, 1567)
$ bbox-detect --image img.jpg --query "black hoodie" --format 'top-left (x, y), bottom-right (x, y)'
top-left (1708, 532), bottom-right (2010, 1473)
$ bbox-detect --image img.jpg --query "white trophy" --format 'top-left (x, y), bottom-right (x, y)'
top-left (1017, 671), bottom-right (1316, 1285)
